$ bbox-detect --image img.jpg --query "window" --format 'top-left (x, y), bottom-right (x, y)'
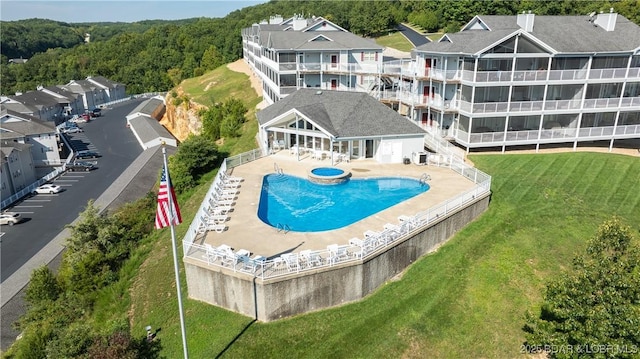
top-left (361, 52), bottom-right (377, 61)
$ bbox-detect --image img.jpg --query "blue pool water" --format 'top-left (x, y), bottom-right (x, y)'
top-left (257, 174), bottom-right (430, 232)
top-left (311, 167), bottom-right (344, 176)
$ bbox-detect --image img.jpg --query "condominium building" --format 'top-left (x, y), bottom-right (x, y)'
top-left (243, 11), bottom-right (640, 153)
top-left (242, 14), bottom-right (384, 105)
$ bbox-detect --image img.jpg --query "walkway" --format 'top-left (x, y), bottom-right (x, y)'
top-left (199, 151), bottom-right (476, 258)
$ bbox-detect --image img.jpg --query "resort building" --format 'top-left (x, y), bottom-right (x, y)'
top-left (257, 89), bottom-right (426, 163)
top-left (242, 14), bottom-right (384, 105)
top-left (243, 11), bottom-right (640, 153)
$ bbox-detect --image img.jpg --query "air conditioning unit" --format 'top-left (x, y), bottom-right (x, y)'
top-left (412, 151), bottom-right (428, 165)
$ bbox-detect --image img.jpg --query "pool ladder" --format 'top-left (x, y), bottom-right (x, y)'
top-left (419, 173), bottom-right (431, 185)
top-left (274, 163), bottom-right (284, 175)
top-left (276, 223), bottom-right (290, 234)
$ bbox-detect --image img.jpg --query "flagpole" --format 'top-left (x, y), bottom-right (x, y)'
top-left (162, 144), bottom-right (189, 359)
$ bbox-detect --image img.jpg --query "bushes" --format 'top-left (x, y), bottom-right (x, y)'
top-left (6, 196), bottom-right (157, 358)
top-left (168, 134), bottom-right (219, 193)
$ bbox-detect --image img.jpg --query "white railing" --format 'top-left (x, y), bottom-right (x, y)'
top-left (298, 62), bottom-right (381, 74)
top-left (620, 96), bottom-right (640, 107)
top-left (583, 97), bottom-right (625, 109)
top-left (589, 68), bottom-right (629, 80)
top-left (183, 153), bottom-right (491, 280)
top-left (1, 167), bottom-right (66, 210)
top-left (182, 148), bottom-right (267, 253)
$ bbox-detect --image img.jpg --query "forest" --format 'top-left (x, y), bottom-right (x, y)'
top-left (1, 0), bottom-right (638, 96)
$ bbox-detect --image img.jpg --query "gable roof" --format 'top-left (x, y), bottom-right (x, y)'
top-left (128, 97), bottom-right (164, 118)
top-left (259, 30), bottom-right (382, 51)
top-left (10, 91), bottom-right (61, 109)
top-left (415, 14), bottom-right (640, 54)
top-left (257, 89), bottom-right (425, 139)
top-left (0, 106), bottom-right (56, 139)
top-left (86, 76), bottom-right (124, 88)
top-left (128, 115), bottom-right (176, 146)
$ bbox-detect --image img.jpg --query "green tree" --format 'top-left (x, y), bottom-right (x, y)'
top-left (524, 218), bottom-right (640, 358)
top-left (25, 265), bottom-right (61, 305)
top-left (169, 135), bottom-right (219, 193)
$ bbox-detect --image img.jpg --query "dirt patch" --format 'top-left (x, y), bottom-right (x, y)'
top-left (227, 59), bottom-right (262, 98)
top-left (204, 81), bottom-right (217, 91)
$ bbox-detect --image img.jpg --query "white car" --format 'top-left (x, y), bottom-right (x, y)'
top-left (0, 212), bottom-right (21, 226)
top-left (33, 184), bottom-right (62, 194)
top-left (61, 127), bottom-right (83, 134)
top-left (68, 116), bottom-right (87, 124)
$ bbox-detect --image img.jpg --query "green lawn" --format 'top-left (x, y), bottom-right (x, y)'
top-left (128, 152), bottom-right (640, 357)
top-left (375, 31), bottom-right (414, 52)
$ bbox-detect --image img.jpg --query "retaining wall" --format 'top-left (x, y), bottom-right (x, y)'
top-left (184, 193), bottom-right (490, 321)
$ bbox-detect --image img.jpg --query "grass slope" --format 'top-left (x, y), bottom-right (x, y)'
top-left (128, 151), bottom-right (640, 357)
top-left (375, 31), bottom-right (414, 52)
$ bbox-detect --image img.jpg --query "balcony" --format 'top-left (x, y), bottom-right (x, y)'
top-left (459, 97), bottom-right (637, 114)
top-left (457, 124), bottom-right (640, 147)
top-left (460, 67), bottom-right (637, 83)
top-left (297, 62), bottom-right (380, 74)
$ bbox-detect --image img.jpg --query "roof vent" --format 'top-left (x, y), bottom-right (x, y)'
top-left (315, 91), bottom-right (323, 95)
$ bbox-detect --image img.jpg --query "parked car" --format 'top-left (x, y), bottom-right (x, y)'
top-left (33, 184), bottom-right (62, 194)
top-left (0, 212), bottom-right (22, 226)
top-left (91, 108), bottom-right (102, 117)
top-left (61, 127), bottom-right (83, 134)
top-left (66, 161), bottom-right (96, 172)
top-left (75, 150), bottom-right (101, 159)
top-left (68, 115), bottom-right (87, 124)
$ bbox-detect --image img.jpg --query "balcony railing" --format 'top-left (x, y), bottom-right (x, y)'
top-left (458, 124), bottom-right (640, 146)
top-left (298, 62), bottom-right (380, 74)
top-left (459, 97), bottom-right (638, 114)
top-left (583, 97), bottom-right (624, 109)
top-left (589, 68), bottom-right (629, 80)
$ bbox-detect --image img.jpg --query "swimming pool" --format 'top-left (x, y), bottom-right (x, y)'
top-left (257, 174), bottom-right (430, 232)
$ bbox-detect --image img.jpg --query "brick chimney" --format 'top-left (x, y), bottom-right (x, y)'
top-left (517, 11), bottom-right (535, 32)
top-left (594, 8), bottom-right (617, 31)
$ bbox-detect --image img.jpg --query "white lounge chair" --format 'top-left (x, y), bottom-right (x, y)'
top-left (327, 244), bottom-right (349, 264)
top-left (240, 255), bottom-right (266, 273)
top-left (204, 244), bottom-right (222, 264)
top-left (222, 172), bottom-right (243, 183)
top-left (300, 250), bottom-right (323, 267)
top-left (207, 214), bottom-right (228, 224)
top-left (281, 253), bottom-right (300, 272)
top-left (208, 223), bottom-right (227, 233)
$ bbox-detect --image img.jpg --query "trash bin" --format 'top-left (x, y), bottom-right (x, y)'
top-left (403, 157), bottom-right (411, 165)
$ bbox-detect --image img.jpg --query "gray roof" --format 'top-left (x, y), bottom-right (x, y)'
top-left (129, 98), bottom-right (164, 117)
top-left (1, 141), bottom-right (32, 165)
top-left (260, 31), bottom-right (383, 51)
top-left (45, 86), bottom-right (78, 100)
top-left (257, 89), bottom-right (426, 138)
top-left (64, 80), bottom-right (97, 93)
top-left (0, 106), bottom-right (56, 139)
top-left (415, 14), bottom-right (640, 54)
top-left (87, 76), bottom-right (123, 88)
top-left (128, 115), bottom-right (175, 145)
top-left (10, 91), bottom-right (61, 109)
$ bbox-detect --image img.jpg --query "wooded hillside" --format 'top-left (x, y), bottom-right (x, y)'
top-left (1, 0), bottom-right (638, 96)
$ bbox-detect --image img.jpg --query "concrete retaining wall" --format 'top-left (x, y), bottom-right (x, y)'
top-left (185, 194), bottom-right (490, 321)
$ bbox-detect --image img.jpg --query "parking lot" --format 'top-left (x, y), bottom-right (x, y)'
top-left (0, 98), bottom-right (146, 281)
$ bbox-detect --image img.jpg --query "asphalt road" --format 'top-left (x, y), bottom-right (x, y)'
top-left (397, 23), bottom-right (431, 47)
top-left (0, 99), bottom-right (145, 282)
top-left (0, 99), bottom-right (148, 351)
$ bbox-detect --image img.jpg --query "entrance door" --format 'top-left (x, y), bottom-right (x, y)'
top-left (331, 55), bottom-right (338, 68)
top-left (425, 58), bottom-right (431, 77)
top-left (365, 139), bottom-right (374, 158)
top-left (331, 79), bottom-right (337, 89)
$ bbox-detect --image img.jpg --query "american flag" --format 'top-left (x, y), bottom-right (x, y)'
top-left (155, 164), bottom-right (182, 229)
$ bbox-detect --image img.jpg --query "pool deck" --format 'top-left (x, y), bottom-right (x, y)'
top-left (200, 150), bottom-right (477, 259)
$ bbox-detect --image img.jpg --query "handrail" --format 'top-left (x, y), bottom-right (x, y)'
top-left (183, 151), bottom-right (492, 279)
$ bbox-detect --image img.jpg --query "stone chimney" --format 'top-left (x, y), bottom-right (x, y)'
top-left (594, 8), bottom-right (617, 31)
top-left (292, 14), bottom-right (307, 31)
top-left (517, 11), bottom-right (535, 32)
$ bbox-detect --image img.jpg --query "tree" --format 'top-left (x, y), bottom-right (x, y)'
top-left (169, 135), bottom-right (219, 193)
top-left (524, 218), bottom-right (640, 358)
top-left (25, 265), bottom-right (61, 305)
